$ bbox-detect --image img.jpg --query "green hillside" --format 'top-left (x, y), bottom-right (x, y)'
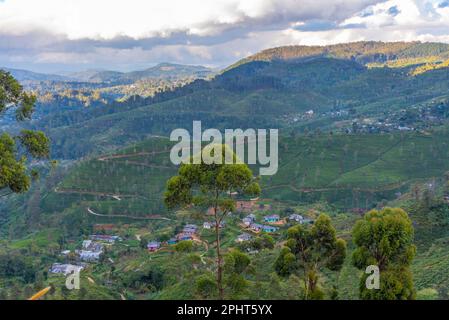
top-left (49, 128), bottom-right (449, 219)
top-left (6, 41), bottom-right (449, 300)
top-left (231, 41), bottom-right (449, 69)
top-left (5, 130), bottom-right (449, 299)
top-left (68, 63), bottom-right (213, 84)
top-left (31, 42), bottom-right (449, 160)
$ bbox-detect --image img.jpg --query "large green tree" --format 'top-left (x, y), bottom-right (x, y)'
top-left (223, 249), bottom-right (252, 299)
top-left (275, 214), bottom-right (346, 299)
top-left (164, 144), bottom-right (260, 299)
top-left (352, 207), bottom-right (416, 300)
top-left (0, 70), bottom-right (50, 196)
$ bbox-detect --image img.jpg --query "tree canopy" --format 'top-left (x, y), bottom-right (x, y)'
top-left (0, 70), bottom-right (50, 194)
top-left (352, 207), bottom-right (416, 300)
top-left (164, 144), bottom-right (260, 212)
top-left (275, 214), bottom-right (346, 299)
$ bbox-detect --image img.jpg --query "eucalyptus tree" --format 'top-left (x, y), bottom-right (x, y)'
top-left (352, 207), bottom-right (416, 300)
top-left (275, 214), bottom-right (346, 299)
top-left (164, 144), bottom-right (260, 299)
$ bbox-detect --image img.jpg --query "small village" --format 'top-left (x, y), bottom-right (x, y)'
top-left (49, 234), bottom-right (122, 276)
top-left (48, 199), bottom-right (315, 279)
top-left (145, 199), bottom-right (314, 254)
top-left (280, 99), bottom-right (449, 136)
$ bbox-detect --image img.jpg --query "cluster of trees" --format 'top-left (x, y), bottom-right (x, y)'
top-left (411, 58), bottom-right (449, 76)
top-left (37, 89), bottom-right (108, 109)
top-left (246, 41), bottom-right (449, 67)
top-left (274, 207), bottom-right (416, 300)
top-left (352, 208), bottom-right (416, 299)
top-left (164, 145), bottom-right (417, 300)
top-left (274, 214), bottom-right (346, 299)
top-left (0, 253), bottom-right (38, 283)
top-left (101, 78), bottom-right (198, 99)
top-left (0, 70), bottom-right (50, 195)
top-left (237, 234), bottom-right (275, 252)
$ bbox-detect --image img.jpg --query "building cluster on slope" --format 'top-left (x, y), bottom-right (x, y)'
top-left (49, 263), bottom-right (85, 275)
top-left (241, 213), bottom-right (279, 234)
top-left (77, 239), bottom-right (104, 262)
top-left (237, 211), bottom-right (313, 243)
top-left (148, 224), bottom-right (201, 252)
top-left (50, 234), bottom-right (122, 275)
top-left (203, 221), bottom-right (226, 229)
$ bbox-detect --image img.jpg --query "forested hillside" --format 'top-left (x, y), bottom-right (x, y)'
top-left (5, 41), bottom-right (449, 300)
top-left (30, 44), bottom-right (449, 159)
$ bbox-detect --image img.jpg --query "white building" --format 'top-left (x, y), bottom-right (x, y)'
top-left (50, 263), bottom-right (84, 275)
top-left (79, 250), bottom-right (102, 262)
top-left (82, 240), bottom-right (92, 249)
top-left (82, 240), bottom-right (104, 252)
top-left (203, 222), bottom-right (213, 229)
top-left (236, 233), bottom-right (252, 242)
top-left (289, 214), bottom-right (304, 223)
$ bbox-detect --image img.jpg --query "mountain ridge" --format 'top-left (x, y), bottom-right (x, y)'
top-left (68, 62), bottom-right (214, 83)
top-left (0, 67), bottom-right (72, 82)
top-left (227, 41), bottom-right (449, 71)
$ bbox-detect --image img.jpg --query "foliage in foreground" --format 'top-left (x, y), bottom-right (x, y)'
top-left (352, 207), bottom-right (416, 300)
top-left (0, 70), bottom-right (50, 194)
top-left (275, 214), bottom-right (346, 299)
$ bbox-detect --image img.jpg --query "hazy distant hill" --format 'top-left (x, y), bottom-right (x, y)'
top-left (123, 62), bottom-right (213, 81)
top-left (27, 41), bottom-right (449, 159)
top-left (67, 69), bottom-right (124, 83)
top-left (1, 67), bottom-right (71, 82)
top-left (68, 63), bottom-right (213, 83)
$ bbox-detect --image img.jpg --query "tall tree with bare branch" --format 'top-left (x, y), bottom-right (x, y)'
top-left (164, 144), bottom-right (260, 299)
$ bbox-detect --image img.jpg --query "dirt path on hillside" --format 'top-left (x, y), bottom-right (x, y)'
top-left (87, 207), bottom-right (172, 221)
top-left (103, 159), bottom-right (173, 169)
top-left (97, 150), bottom-right (170, 161)
top-left (54, 187), bottom-right (157, 201)
top-left (264, 180), bottom-right (409, 194)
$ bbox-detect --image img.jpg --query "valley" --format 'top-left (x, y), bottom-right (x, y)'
top-left (4, 41), bottom-right (449, 300)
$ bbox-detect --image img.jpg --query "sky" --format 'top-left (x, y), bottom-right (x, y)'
top-left (1, 0), bottom-right (449, 73)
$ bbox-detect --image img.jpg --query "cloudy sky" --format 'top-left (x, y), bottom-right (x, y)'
top-left (1, 0), bottom-right (449, 73)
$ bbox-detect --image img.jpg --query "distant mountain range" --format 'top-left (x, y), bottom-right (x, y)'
top-left (32, 41), bottom-right (449, 159)
top-left (5, 42), bottom-right (449, 302)
top-left (0, 67), bottom-right (71, 82)
top-left (1, 63), bottom-right (214, 84)
top-left (67, 63), bottom-right (214, 83)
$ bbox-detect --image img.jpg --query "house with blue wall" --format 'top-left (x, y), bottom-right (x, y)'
top-left (264, 214), bottom-right (280, 223)
top-left (262, 225), bottom-right (278, 233)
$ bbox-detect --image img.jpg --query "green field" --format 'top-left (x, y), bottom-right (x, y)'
top-left (53, 129), bottom-right (449, 221)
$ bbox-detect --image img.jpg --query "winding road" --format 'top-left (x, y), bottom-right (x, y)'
top-left (87, 207), bottom-right (172, 221)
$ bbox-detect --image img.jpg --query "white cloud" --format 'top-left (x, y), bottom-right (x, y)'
top-left (0, 0), bottom-right (382, 40)
top-left (282, 0), bottom-right (449, 46)
top-left (3, 0), bottom-right (449, 72)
